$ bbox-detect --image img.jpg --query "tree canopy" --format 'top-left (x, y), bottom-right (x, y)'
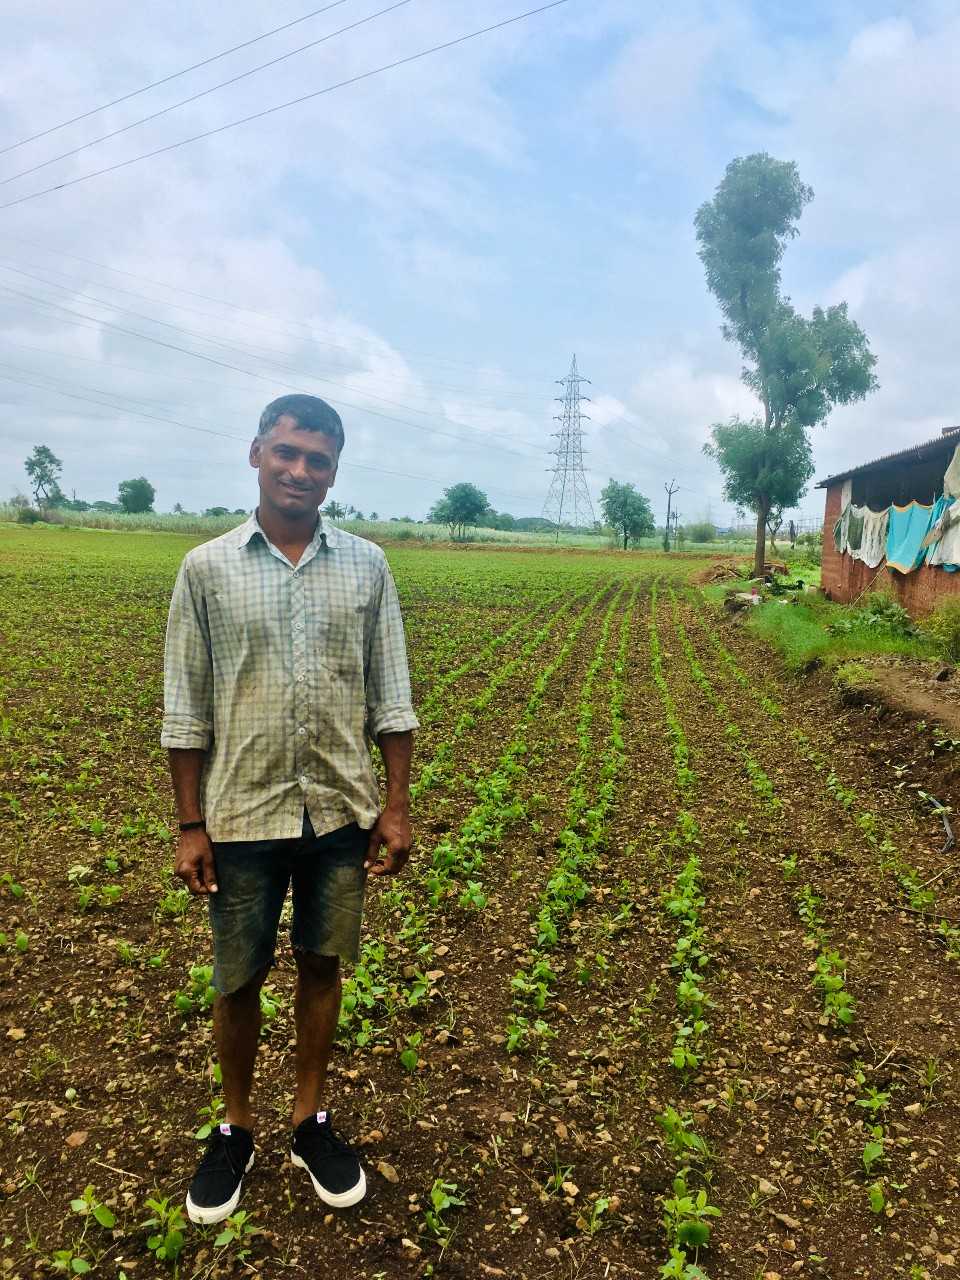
top-left (696, 153), bottom-right (878, 575)
top-left (428, 483), bottom-right (491, 540)
top-left (117, 476), bottom-right (155, 514)
top-left (600, 479), bottom-right (655, 550)
top-left (24, 444), bottom-right (63, 508)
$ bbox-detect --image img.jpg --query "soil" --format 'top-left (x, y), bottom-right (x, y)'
top-left (2, 531), bottom-right (960, 1280)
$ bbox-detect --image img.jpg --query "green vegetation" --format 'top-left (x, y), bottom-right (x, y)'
top-left (746, 594), bottom-right (933, 672)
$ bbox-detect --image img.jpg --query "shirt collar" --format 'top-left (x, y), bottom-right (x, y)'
top-left (234, 509), bottom-right (342, 551)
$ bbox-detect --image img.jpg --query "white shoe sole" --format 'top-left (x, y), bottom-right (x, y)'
top-left (185, 1151), bottom-right (255, 1226)
top-left (291, 1151), bottom-right (367, 1207)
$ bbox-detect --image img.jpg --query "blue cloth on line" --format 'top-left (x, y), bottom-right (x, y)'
top-left (886, 498), bottom-right (946, 574)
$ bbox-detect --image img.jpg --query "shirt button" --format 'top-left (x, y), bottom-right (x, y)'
top-left (299, 774), bottom-right (309, 786)
top-left (296, 673), bottom-right (305, 682)
top-left (298, 726), bottom-right (307, 736)
top-left (292, 570), bottom-right (300, 579)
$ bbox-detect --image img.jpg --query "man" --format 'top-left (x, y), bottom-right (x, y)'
top-left (161, 394), bottom-right (418, 1226)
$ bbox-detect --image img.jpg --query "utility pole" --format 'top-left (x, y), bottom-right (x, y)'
top-left (664, 479), bottom-right (679, 552)
top-left (671, 510), bottom-right (681, 548)
top-left (543, 354), bottom-right (595, 540)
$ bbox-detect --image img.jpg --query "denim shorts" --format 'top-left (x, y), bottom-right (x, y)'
top-left (208, 812), bottom-right (368, 995)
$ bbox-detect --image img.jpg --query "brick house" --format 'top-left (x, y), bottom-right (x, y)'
top-left (819, 426), bottom-right (960, 614)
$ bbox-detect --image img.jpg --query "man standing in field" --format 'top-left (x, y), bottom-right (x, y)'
top-left (161, 394), bottom-right (418, 1225)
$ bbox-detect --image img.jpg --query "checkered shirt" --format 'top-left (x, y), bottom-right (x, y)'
top-left (161, 512), bottom-right (419, 841)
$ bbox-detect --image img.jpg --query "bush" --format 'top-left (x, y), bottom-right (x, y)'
top-left (16, 507), bottom-right (42, 524)
top-left (919, 598), bottom-right (960, 663)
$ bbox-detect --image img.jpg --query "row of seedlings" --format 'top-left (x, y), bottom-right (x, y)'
top-left (686, 594), bottom-right (960, 961)
top-left (411, 581), bottom-right (602, 799)
top-left (338, 579), bottom-right (615, 1052)
top-left (505, 581), bottom-right (635, 1054)
top-left (648, 582), bottom-right (721, 1279)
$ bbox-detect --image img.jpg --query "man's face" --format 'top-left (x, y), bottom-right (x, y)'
top-left (249, 415), bottom-right (338, 518)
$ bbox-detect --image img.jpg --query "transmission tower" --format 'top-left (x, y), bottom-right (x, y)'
top-left (542, 354), bottom-right (595, 536)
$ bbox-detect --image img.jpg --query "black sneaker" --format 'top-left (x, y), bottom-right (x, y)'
top-left (291, 1111), bottom-right (366, 1208)
top-left (185, 1123), bottom-right (255, 1225)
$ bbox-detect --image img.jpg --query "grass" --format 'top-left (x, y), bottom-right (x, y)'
top-left (747, 596), bottom-right (935, 673)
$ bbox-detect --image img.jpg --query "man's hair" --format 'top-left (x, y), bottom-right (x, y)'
top-left (257, 394), bottom-right (345, 454)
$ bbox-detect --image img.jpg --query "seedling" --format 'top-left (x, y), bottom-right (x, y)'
top-left (868, 1182), bottom-right (886, 1214)
top-left (862, 1130), bottom-right (885, 1176)
top-left (142, 1194), bottom-right (186, 1264)
top-left (0, 871), bottom-right (24, 898)
top-left (656, 1107), bottom-right (709, 1163)
top-left (214, 1209), bottom-right (262, 1260)
top-left (421, 1178), bottom-right (464, 1247)
top-left (661, 1170), bottom-right (721, 1250)
top-left (69, 1185), bottom-right (115, 1230)
top-left (399, 1032), bottom-right (422, 1073)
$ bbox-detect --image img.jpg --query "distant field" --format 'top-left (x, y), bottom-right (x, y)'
top-left (0, 504), bottom-right (761, 555)
top-left (1, 526), bottom-right (956, 1279)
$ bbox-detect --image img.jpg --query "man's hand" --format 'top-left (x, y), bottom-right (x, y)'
top-left (365, 804), bottom-right (413, 878)
top-left (174, 829), bottom-right (219, 895)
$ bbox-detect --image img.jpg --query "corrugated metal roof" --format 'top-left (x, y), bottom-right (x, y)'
top-left (816, 426), bottom-right (960, 488)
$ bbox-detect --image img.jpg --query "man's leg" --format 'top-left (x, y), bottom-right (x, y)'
top-left (215, 963), bottom-right (270, 1131)
top-left (292, 951), bottom-right (341, 1127)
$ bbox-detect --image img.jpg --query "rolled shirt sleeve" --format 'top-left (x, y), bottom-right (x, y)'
top-left (365, 559), bottom-right (420, 739)
top-left (161, 557), bottom-right (214, 750)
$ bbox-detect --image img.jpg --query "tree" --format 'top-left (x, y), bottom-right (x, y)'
top-left (704, 417), bottom-right (813, 560)
top-left (599, 479), bottom-right (655, 550)
top-left (117, 476), bottom-right (155, 513)
top-left (696, 153), bottom-right (878, 576)
top-left (204, 506), bottom-right (230, 518)
top-left (323, 500), bottom-right (346, 520)
top-left (428, 483), bottom-right (491, 540)
top-left (24, 445), bottom-right (63, 508)
top-left (685, 520), bottom-right (717, 543)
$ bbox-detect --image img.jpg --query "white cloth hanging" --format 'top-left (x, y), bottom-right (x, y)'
top-left (851, 506), bottom-right (890, 568)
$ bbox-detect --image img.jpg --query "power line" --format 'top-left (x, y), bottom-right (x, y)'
top-left (0, 231), bottom-right (542, 381)
top-left (0, 282), bottom-right (551, 465)
top-left (0, 365), bottom-right (536, 501)
top-left (0, 272), bottom-right (552, 463)
top-left (0, 0), bottom-right (415, 188)
top-left (0, 0), bottom-right (573, 211)
top-left (0, 1), bottom-right (355, 158)
top-left (0, 254), bottom-right (545, 403)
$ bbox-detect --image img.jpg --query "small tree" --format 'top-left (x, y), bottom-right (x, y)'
top-left (117, 476), bottom-right (155, 514)
top-left (323, 500), bottom-right (346, 520)
top-left (704, 417), bottom-right (813, 565)
top-left (600, 479), bottom-right (655, 550)
top-left (428, 483), bottom-right (491, 540)
top-left (696, 153), bottom-right (878, 577)
top-left (685, 520), bottom-right (717, 543)
top-left (24, 445), bottom-right (63, 508)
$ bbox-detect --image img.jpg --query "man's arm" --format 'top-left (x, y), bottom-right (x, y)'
top-left (169, 747), bottom-right (218, 895)
top-left (161, 558), bottom-right (217, 895)
top-left (365, 730), bottom-right (413, 877)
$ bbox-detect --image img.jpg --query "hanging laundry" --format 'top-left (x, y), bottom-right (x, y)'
top-left (846, 507), bottom-right (865, 552)
top-left (886, 499), bottom-right (945, 574)
top-left (833, 501), bottom-right (851, 553)
top-left (851, 507), bottom-right (890, 569)
top-left (928, 501), bottom-right (960, 572)
top-left (945, 444), bottom-right (960, 501)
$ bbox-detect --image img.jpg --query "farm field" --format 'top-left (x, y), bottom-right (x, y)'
top-left (2, 526), bottom-right (960, 1279)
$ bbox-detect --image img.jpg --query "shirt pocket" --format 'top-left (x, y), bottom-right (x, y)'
top-left (313, 601), bottom-right (365, 683)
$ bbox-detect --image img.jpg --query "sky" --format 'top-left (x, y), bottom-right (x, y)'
top-left (1, 0), bottom-right (957, 527)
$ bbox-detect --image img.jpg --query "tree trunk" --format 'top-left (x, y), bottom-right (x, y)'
top-left (623, 529), bottom-right (628, 550)
top-left (753, 502), bottom-right (769, 579)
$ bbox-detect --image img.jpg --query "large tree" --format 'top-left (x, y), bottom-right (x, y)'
top-left (428, 483), bottom-right (490, 540)
top-left (117, 476), bottom-right (155, 513)
top-left (600, 479), bottom-right (655, 550)
top-left (696, 153), bottom-right (878, 576)
top-left (24, 444), bottom-right (63, 508)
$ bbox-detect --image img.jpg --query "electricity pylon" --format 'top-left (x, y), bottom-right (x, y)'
top-left (542, 354), bottom-right (595, 538)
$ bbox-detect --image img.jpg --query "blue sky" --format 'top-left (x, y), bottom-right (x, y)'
top-left (1, 0), bottom-right (958, 526)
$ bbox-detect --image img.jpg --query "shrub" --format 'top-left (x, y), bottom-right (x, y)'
top-left (16, 507), bottom-right (42, 524)
top-left (919, 598), bottom-right (960, 663)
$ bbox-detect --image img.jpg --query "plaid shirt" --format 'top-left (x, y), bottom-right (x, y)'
top-left (161, 512), bottom-right (418, 841)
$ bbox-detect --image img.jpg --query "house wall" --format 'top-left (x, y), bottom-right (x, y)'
top-left (821, 480), bottom-right (960, 615)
